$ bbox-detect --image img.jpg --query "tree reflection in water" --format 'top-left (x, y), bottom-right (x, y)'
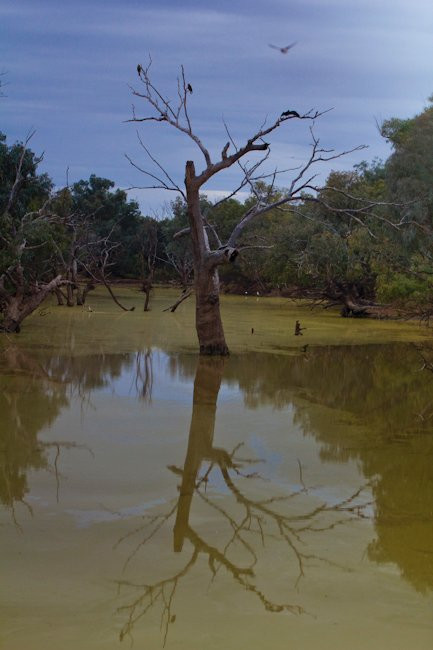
top-left (0, 344), bottom-right (71, 525)
top-left (0, 344), bottom-right (157, 528)
top-left (169, 345), bottom-right (433, 594)
top-left (0, 344), bottom-right (144, 525)
top-left (116, 356), bottom-right (372, 646)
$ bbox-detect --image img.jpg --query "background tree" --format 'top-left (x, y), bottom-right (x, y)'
top-left (378, 99), bottom-right (433, 319)
top-left (136, 216), bottom-right (158, 310)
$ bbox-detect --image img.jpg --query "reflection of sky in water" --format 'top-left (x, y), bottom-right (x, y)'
top-left (248, 433), bottom-right (283, 477)
top-left (66, 498), bottom-right (166, 528)
top-left (98, 348), bottom-right (244, 405)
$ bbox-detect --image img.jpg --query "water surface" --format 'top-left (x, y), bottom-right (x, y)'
top-left (1, 289), bottom-right (432, 649)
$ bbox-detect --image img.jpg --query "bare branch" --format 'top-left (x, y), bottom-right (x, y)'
top-left (129, 59), bottom-right (212, 167)
top-left (162, 289), bottom-right (193, 312)
top-left (125, 130), bottom-right (186, 199)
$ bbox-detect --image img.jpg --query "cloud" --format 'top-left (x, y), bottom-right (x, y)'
top-left (2, 0), bottom-right (431, 212)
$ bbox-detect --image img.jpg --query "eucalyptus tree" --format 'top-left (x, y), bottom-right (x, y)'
top-left (264, 168), bottom-right (399, 315)
top-left (380, 100), bottom-right (433, 317)
top-left (128, 61), bottom-right (369, 355)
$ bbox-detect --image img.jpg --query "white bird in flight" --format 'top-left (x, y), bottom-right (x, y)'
top-left (268, 42), bottom-right (297, 54)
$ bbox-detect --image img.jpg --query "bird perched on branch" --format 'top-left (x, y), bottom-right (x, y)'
top-left (137, 64), bottom-right (142, 76)
top-left (187, 83), bottom-right (193, 94)
top-left (281, 110), bottom-right (300, 118)
top-left (269, 42), bottom-right (297, 54)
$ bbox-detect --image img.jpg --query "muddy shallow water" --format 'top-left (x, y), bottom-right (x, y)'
top-left (1, 288), bottom-right (432, 649)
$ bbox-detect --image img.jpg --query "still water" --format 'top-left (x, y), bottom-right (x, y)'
top-left (1, 289), bottom-right (432, 649)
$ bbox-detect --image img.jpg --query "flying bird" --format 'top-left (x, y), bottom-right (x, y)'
top-left (187, 83), bottom-right (193, 93)
top-left (281, 110), bottom-right (300, 118)
top-left (268, 42), bottom-right (297, 54)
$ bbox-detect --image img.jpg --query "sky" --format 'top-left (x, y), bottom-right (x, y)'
top-left (1, 0), bottom-right (432, 215)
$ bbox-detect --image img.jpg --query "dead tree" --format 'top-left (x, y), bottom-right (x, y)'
top-left (127, 59), bottom-right (369, 355)
top-left (50, 204), bottom-right (96, 307)
top-left (82, 228), bottom-right (135, 312)
top-left (136, 218), bottom-right (158, 311)
top-left (52, 196), bottom-right (134, 312)
top-left (159, 246), bottom-right (194, 290)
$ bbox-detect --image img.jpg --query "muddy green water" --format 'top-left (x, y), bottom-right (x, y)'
top-left (1, 288), bottom-right (432, 649)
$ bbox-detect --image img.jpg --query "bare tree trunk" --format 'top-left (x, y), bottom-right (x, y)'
top-left (142, 276), bottom-right (153, 311)
top-left (76, 287), bottom-right (85, 306)
top-left (66, 272), bottom-right (75, 307)
top-left (195, 266), bottom-right (228, 355)
top-left (54, 287), bottom-right (65, 306)
top-left (100, 277), bottom-right (135, 311)
top-left (1, 275), bottom-right (63, 333)
top-left (143, 285), bottom-right (151, 311)
top-left (76, 281), bottom-right (95, 306)
top-left (186, 161), bottom-right (229, 356)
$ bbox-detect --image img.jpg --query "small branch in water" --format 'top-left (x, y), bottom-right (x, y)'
top-left (163, 290), bottom-right (193, 313)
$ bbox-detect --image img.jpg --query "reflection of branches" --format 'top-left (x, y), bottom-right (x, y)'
top-left (117, 455), bottom-right (371, 645)
top-left (114, 503), bottom-right (178, 571)
top-left (1, 438), bottom-right (92, 531)
top-left (116, 357), bottom-right (372, 645)
top-left (117, 548), bottom-right (197, 646)
top-left (44, 441), bottom-right (94, 504)
top-left (134, 349), bottom-right (153, 402)
top-left (0, 345), bottom-right (95, 522)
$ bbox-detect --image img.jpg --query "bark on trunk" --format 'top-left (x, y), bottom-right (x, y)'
top-left (185, 160), bottom-right (229, 356)
top-left (195, 266), bottom-right (229, 356)
top-left (66, 277), bottom-right (75, 307)
top-left (143, 288), bottom-right (151, 311)
top-left (142, 279), bottom-right (152, 311)
top-left (76, 282), bottom-right (95, 306)
top-left (54, 287), bottom-right (65, 306)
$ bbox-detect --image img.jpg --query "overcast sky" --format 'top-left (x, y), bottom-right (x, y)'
top-left (1, 0), bottom-right (432, 214)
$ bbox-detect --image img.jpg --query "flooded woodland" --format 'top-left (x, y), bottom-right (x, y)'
top-left (1, 288), bottom-right (433, 649)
